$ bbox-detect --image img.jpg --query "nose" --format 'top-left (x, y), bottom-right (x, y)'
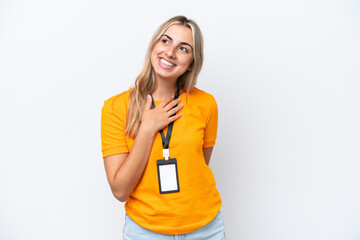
top-left (165, 45), bottom-right (176, 58)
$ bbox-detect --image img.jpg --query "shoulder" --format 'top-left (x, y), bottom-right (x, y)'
top-left (102, 89), bottom-right (132, 116)
top-left (104, 89), bottom-right (132, 109)
top-left (188, 87), bottom-right (216, 104)
top-left (187, 88), bottom-right (218, 120)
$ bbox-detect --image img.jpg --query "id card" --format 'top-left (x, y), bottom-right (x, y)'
top-left (156, 158), bottom-right (180, 194)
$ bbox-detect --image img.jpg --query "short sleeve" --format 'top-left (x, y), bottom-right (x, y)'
top-left (101, 96), bottom-right (129, 158)
top-left (203, 96), bottom-right (218, 148)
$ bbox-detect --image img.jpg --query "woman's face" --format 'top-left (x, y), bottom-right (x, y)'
top-left (150, 24), bottom-right (194, 83)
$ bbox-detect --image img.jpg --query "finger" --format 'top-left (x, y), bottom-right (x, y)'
top-left (144, 95), bottom-right (152, 110)
top-left (168, 113), bottom-right (183, 123)
top-left (167, 104), bottom-right (184, 116)
top-left (164, 98), bottom-right (182, 111)
top-left (158, 96), bottom-right (174, 108)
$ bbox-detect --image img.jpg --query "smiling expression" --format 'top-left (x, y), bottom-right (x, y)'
top-left (150, 24), bottom-right (194, 82)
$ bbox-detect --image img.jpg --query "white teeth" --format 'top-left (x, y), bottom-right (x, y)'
top-left (160, 58), bottom-right (175, 67)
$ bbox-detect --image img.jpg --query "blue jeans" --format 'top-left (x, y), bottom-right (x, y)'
top-left (123, 211), bottom-right (226, 240)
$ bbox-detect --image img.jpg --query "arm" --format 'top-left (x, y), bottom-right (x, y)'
top-left (103, 95), bottom-right (183, 202)
top-left (203, 95), bottom-right (218, 166)
top-left (203, 147), bottom-right (214, 165)
top-left (103, 125), bottom-right (155, 202)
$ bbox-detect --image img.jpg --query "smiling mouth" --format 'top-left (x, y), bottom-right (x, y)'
top-left (159, 58), bottom-right (176, 68)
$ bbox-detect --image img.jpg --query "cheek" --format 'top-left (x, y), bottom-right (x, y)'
top-left (181, 55), bottom-right (194, 67)
top-left (150, 54), bottom-right (156, 68)
top-left (153, 43), bottom-right (166, 54)
top-left (150, 47), bottom-right (160, 63)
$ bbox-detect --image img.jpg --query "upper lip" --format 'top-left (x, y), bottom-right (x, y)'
top-left (160, 57), bottom-right (176, 66)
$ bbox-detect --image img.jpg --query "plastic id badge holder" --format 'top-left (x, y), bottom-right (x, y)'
top-left (157, 158), bottom-right (180, 194)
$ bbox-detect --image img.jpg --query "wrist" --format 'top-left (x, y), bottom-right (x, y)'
top-left (138, 124), bottom-right (157, 138)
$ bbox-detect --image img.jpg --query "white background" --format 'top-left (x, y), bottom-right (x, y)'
top-left (1, 0), bottom-right (359, 239)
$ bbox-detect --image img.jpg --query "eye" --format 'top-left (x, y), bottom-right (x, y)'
top-left (180, 46), bottom-right (189, 53)
top-left (162, 39), bottom-right (169, 44)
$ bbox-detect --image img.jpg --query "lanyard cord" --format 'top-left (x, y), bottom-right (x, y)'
top-left (150, 89), bottom-right (180, 160)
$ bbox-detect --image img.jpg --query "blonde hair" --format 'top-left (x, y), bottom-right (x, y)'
top-left (125, 16), bottom-right (204, 137)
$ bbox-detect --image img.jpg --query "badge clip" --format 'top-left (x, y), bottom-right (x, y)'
top-left (163, 148), bottom-right (170, 160)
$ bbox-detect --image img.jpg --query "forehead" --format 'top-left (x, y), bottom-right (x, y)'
top-left (163, 24), bottom-right (193, 45)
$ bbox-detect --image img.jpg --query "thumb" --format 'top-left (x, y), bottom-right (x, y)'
top-left (144, 95), bottom-right (153, 110)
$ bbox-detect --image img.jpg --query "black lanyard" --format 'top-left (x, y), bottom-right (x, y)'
top-left (150, 89), bottom-right (180, 160)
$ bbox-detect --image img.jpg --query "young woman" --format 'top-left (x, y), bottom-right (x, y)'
top-left (101, 16), bottom-right (225, 239)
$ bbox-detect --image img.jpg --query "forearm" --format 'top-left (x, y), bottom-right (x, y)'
top-left (203, 147), bottom-right (214, 165)
top-left (110, 126), bottom-right (156, 201)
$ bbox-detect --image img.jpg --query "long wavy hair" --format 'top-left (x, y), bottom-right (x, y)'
top-left (126, 16), bottom-right (204, 137)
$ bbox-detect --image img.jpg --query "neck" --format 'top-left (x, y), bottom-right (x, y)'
top-left (152, 78), bottom-right (177, 100)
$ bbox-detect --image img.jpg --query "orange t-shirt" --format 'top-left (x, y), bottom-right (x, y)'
top-left (101, 88), bottom-right (222, 235)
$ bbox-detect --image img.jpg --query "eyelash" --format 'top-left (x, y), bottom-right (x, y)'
top-left (180, 47), bottom-right (188, 53)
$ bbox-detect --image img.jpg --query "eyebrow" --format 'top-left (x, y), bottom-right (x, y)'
top-left (162, 34), bottom-right (193, 50)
